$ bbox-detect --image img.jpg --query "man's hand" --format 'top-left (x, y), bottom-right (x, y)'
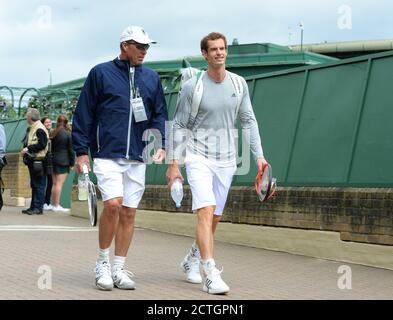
top-left (75, 155), bottom-right (90, 174)
top-left (152, 148), bottom-right (166, 163)
top-left (256, 157), bottom-right (268, 172)
top-left (20, 147), bottom-right (28, 156)
top-left (166, 160), bottom-right (184, 189)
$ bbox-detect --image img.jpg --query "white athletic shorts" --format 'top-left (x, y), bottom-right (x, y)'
top-left (185, 158), bottom-right (237, 216)
top-left (93, 158), bottom-right (146, 208)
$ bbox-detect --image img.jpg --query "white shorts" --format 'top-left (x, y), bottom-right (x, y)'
top-left (93, 158), bottom-right (146, 208)
top-left (185, 158), bottom-right (237, 216)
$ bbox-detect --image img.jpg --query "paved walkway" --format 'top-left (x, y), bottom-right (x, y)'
top-left (0, 206), bottom-right (392, 300)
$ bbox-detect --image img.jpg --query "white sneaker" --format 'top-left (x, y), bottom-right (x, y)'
top-left (112, 267), bottom-right (136, 290)
top-left (203, 266), bottom-right (230, 294)
top-left (52, 205), bottom-right (70, 212)
top-left (94, 261), bottom-right (113, 291)
top-left (180, 254), bottom-right (202, 284)
top-left (43, 204), bottom-right (52, 211)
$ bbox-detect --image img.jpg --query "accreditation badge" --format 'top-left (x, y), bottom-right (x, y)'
top-left (131, 97), bottom-right (147, 122)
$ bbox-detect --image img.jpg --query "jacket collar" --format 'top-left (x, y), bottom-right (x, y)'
top-left (113, 57), bottom-right (142, 72)
top-left (31, 120), bottom-right (45, 131)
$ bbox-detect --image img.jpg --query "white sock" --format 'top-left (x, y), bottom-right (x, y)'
top-left (113, 255), bottom-right (126, 271)
top-left (97, 248), bottom-right (110, 264)
top-left (202, 258), bottom-right (216, 273)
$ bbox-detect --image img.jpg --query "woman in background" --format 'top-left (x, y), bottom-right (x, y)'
top-left (50, 115), bottom-right (75, 212)
top-left (41, 117), bottom-right (53, 211)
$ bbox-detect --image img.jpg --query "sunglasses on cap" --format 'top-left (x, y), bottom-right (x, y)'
top-left (126, 41), bottom-right (150, 51)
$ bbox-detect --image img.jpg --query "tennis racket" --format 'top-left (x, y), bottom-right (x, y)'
top-left (255, 163), bottom-right (277, 202)
top-left (82, 164), bottom-right (97, 226)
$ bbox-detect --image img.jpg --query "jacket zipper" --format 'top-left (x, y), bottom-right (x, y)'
top-left (125, 67), bottom-right (133, 159)
top-left (96, 124), bottom-right (101, 153)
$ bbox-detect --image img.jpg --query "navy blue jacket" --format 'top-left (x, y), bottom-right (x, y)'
top-left (72, 58), bottom-right (168, 162)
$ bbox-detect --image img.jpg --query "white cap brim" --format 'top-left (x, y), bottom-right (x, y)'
top-left (120, 35), bottom-right (156, 44)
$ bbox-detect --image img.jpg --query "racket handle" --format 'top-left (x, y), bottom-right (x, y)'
top-left (82, 164), bottom-right (89, 175)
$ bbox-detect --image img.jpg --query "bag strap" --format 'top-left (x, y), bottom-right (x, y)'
top-left (183, 70), bottom-right (244, 129)
top-left (190, 71), bottom-right (244, 124)
top-left (190, 70), bottom-right (205, 123)
top-left (228, 71), bottom-right (244, 118)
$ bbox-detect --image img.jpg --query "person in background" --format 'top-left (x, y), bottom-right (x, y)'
top-left (50, 114), bottom-right (75, 212)
top-left (0, 123), bottom-right (7, 211)
top-left (41, 117), bottom-right (53, 211)
top-left (21, 108), bottom-right (49, 215)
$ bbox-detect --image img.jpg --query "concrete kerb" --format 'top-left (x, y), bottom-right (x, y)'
top-left (70, 199), bottom-right (393, 271)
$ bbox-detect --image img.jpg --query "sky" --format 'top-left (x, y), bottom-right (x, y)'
top-left (0, 0), bottom-right (392, 88)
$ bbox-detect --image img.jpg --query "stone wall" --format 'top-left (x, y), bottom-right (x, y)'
top-left (2, 153), bottom-right (31, 206)
top-left (139, 186), bottom-right (393, 246)
top-left (4, 152), bottom-right (392, 246)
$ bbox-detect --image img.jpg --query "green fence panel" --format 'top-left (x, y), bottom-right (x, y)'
top-left (4, 51), bottom-right (393, 188)
top-left (349, 56), bottom-right (393, 185)
top-left (152, 51), bottom-right (393, 187)
top-left (3, 119), bottom-right (28, 153)
top-left (234, 72), bottom-right (307, 185)
top-left (60, 169), bottom-right (75, 208)
top-left (287, 61), bottom-right (368, 185)
top-left (3, 121), bottom-right (19, 151)
top-left (227, 65), bottom-right (305, 78)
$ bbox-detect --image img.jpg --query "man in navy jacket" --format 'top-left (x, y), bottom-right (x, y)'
top-left (72, 26), bottom-right (168, 291)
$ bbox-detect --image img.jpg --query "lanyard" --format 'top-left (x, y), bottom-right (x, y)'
top-left (129, 67), bottom-right (137, 98)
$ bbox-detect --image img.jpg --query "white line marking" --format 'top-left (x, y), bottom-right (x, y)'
top-left (0, 225), bottom-right (97, 232)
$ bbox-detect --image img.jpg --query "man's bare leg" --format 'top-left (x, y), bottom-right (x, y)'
top-left (196, 207), bottom-right (229, 294)
top-left (211, 215), bottom-right (221, 256)
top-left (114, 206), bottom-right (136, 256)
top-left (110, 206), bottom-right (137, 290)
top-left (196, 206), bottom-right (215, 260)
top-left (99, 198), bottom-right (122, 249)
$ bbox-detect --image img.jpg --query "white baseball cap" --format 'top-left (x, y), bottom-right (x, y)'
top-left (120, 26), bottom-right (156, 44)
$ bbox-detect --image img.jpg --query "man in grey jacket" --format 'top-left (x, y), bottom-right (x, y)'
top-left (166, 32), bottom-right (268, 295)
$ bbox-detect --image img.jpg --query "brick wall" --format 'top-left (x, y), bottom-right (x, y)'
top-left (2, 153), bottom-right (31, 198)
top-left (139, 186), bottom-right (393, 246)
top-left (4, 153), bottom-right (392, 246)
